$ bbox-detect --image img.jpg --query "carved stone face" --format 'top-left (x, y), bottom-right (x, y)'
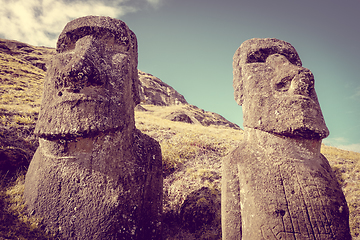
top-left (35, 16), bottom-right (140, 140)
top-left (233, 38), bottom-right (329, 139)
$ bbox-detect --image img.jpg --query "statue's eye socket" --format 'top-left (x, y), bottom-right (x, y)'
top-left (246, 48), bottom-right (274, 63)
top-left (247, 51), bottom-right (267, 63)
top-left (59, 42), bottom-right (75, 53)
top-left (275, 76), bottom-right (292, 92)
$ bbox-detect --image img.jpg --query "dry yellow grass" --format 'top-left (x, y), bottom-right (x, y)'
top-left (321, 145), bottom-right (360, 238)
top-left (136, 105), bottom-right (360, 239)
top-left (0, 54), bottom-right (45, 107)
top-left (0, 52), bottom-right (45, 129)
top-left (136, 104), bottom-right (243, 176)
top-left (135, 105), bottom-right (243, 142)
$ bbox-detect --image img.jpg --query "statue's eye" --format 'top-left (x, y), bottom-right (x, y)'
top-left (275, 76), bottom-right (292, 92)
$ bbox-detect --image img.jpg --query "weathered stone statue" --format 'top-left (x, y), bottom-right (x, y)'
top-left (222, 38), bottom-right (351, 239)
top-left (24, 16), bottom-right (162, 240)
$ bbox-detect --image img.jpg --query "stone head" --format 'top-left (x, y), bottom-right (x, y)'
top-left (35, 16), bottom-right (140, 139)
top-left (233, 38), bottom-right (329, 139)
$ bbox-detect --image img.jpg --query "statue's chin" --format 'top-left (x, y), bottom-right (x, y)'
top-left (36, 127), bottom-right (117, 141)
top-left (271, 103), bottom-right (329, 140)
top-left (35, 117), bottom-right (126, 140)
top-left (259, 96), bottom-right (329, 140)
top-left (270, 126), bottom-right (329, 140)
top-left (34, 100), bottom-right (133, 140)
top-left (262, 112), bottom-right (329, 139)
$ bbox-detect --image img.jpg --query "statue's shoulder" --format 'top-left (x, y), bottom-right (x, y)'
top-left (225, 140), bottom-right (260, 166)
top-left (133, 128), bottom-right (160, 150)
top-left (133, 128), bottom-right (162, 165)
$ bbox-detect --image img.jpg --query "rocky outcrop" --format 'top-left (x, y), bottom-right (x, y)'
top-left (137, 71), bottom-right (239, 130)
top-left (138, 70), bottom-right (188, 106)
top-left (0, 38), bottom-right (55, 71)
top-left (136, 104), bottom-right (240, 130)
top-left (164, 105), bottom-right (241, 130)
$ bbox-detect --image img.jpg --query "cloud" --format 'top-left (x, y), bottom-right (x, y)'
top-left (350, 86), bottom-right (360, 99)
top-left (0, 0), bottom-right (154, 48)
top-left (323, 137), bottom-right (360, 153)
top-left (146, 0), bottom-right (162, 8)
top-left (336, 143), bottom-right (360, 153)
top-left (323, 137), bottom-right (347, 145)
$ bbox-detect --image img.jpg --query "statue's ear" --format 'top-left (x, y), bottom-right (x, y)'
top-left (132, 70), bottom-right (141, 106)
top-left (129, 30), bottom-right (140, 106)
top-left (233, 67), bottom-right (244, 106)
top-left (233, 52), bottom-right (244, 106)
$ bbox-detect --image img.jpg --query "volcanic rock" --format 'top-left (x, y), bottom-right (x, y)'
top-left (24, 16), bottom-right (162, 240)
top-left (222, 38), bottom-right (351, 239)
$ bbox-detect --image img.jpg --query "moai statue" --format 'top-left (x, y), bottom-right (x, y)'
top-left (24, 16), bottom-right (162, 240)
top-left (221, 38), bottom-right (351, 240)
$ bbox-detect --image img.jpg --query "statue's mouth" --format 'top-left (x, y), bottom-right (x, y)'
top-left (292, 96), bottom-right (314, 103)
top-left (293, 96), bottom-right (319, 108)
top-left (273, 95), bottom-right (322, 121)
top-left (280, 95), bottom-right (318, 106)
top-left (48, 95), bottom-right (108, 111)
top-left (51, 85), bottom-right (110, 107)
top-left (35, 96), bottom-right (123, 140)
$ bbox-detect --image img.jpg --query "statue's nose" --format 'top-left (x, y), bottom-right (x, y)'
top-left (289, 68), bottom-right (314, 96)
top-left (266, 54), bottom-right (314, 96)
top-left (57, 36), bottom-right (104, 93)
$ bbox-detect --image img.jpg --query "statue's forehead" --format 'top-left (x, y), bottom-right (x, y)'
top-left (235, 38), bottom-right (302, 67)
top-left (56, 16), bottom-right (133, 52)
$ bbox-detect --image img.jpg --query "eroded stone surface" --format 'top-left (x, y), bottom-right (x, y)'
top-left (24, 16), bottom-right (162, 240)
top-left (34, 16), bottom-right (140, 140)
top-left (222, 38), bottom-right (351, 239)
top-left (233, 38), bottom-right (328, 139)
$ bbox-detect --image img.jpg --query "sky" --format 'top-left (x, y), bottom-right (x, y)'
top-left (1, 0), bottom-right (359, 152)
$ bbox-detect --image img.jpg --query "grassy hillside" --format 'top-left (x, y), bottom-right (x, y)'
top-left (0, 39), bottom-right (359, 239)
top-left (136, 105), bottom-right (360, 239)
top-left (321, 145), bottom-right (360, 238)
top-left (0, 38), bottom-right (54, 125)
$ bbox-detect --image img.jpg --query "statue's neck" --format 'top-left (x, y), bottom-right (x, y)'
top-left (244, 127), bottom-right (322, 160)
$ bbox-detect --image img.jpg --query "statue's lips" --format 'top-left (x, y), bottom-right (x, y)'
top-left (280, 95), bottom-right (318, 106)
top-left (50, 93), bottom-right (110, 108)
top-left (275, 95), bottom-right (321, 118)
top-left (37, 92), bottom-right (122, 140)
top-left (293, 96), bottom-right (318, 106)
